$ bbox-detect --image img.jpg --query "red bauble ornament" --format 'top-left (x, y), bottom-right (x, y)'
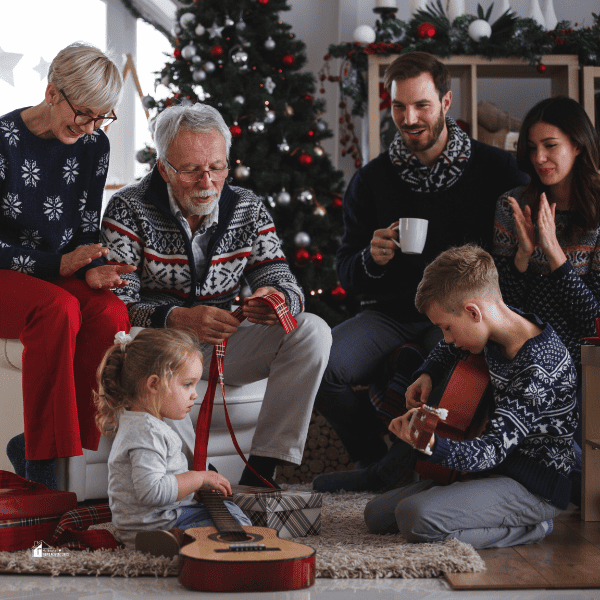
top-left (174, 48), bottom-right (182, 59)
top-left (537, 63), bottom-right (547, 73)
top-left (258, 0), bottom-right (269, 3)
top-left (417, 22), bottom-right (436, 40)
top-left (330, 283), bottom-right (347, 301)
top-left (210, 45), bottom-right (224, 57)
top-left (298, 152), bottom-right (313, 166)
top-left (282, 54), bottom-right (295, 66)
top-left (332, 196), bottom-right (343, 209)
top-left (311, 252), bottom-right (323, 266)
top-left (294, 248), bottom-right (310, 267)
top-left (230, 124), bottom-right (242, 138)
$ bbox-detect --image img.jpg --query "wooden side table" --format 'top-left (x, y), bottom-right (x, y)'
top-left (581, 344), bottom-right (600, 521)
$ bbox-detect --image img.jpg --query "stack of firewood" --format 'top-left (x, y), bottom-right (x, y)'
top-left (274, 412), bottom-right (354, 485)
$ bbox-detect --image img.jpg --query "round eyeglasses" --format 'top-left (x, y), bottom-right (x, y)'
top-left (60, 89), bottom-right (117, 129)
top-left (165, 158), bottom-right (230, 183)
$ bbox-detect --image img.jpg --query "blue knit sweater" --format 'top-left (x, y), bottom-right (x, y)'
top-left (0, 107), bottom-right (110, 280)
top-left (416, 311), bottom-right (577, 510)
top-left (493, 186), bottom-right (600, 369)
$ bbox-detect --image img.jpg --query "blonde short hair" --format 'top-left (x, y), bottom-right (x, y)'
top-left (48, 42), bottom-right (122, 114)
top-left (415, 244), bottom-right (501, 315)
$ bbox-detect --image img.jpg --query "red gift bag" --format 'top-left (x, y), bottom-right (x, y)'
top-left (0, 471), bottom-right (77, 551)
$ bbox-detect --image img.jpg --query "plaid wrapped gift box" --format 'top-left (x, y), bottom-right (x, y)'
top-left (232, 490), bottom-right (322, 539)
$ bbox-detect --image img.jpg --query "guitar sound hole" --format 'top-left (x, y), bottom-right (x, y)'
top-left (218, 532), bottom-right (253, 543)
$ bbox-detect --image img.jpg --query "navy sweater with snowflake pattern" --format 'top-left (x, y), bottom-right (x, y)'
top-left (416, 310), bottom-right (577, 510)
top-left (493, 186), bottom-right (600, 369)
top-left (101, 166), bottom-right (304, 327)
top-left (0, 107), bottom-right (110, 279)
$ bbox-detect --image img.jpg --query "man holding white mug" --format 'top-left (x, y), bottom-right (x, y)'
top-left (313, 52), bottom-right (528, 493)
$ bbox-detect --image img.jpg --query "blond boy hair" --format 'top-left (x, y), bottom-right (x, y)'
top-left (415, 244), bottom-right (501, 315)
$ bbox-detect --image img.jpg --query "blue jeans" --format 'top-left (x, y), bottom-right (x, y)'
top-left (314, 310), bottom-right (442, 463)
top-left (175, 502), bottom-right (252, 529)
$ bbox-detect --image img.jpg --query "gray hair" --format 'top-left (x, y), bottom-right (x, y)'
top-left (152, 103), bottom-right (232, 162)
top-left (48, 42), bottom-right (122, 114)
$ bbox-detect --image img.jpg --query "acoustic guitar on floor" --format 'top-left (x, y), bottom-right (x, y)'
top-left (178, 489), bottom-right (316, 593)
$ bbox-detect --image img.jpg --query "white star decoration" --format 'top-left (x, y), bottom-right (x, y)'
top-left (33, 57), bottom-right (50, 80)
top-left (207, 22), bottom-right (224, 38)
top-left (0, 47), bottom-right (23, 87)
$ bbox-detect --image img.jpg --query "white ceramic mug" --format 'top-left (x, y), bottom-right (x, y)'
top-left (392, 218), bottom-right (428, 254)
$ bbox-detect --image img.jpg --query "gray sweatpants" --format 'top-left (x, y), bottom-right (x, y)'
top-left (364, 475), bottom-right (561, 549)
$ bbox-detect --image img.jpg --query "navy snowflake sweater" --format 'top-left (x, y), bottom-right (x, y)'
top-left (416, 311), bottom-right (577, 510)
top-left (0, 107), bottom-right (110, 280)
top-left (493, 186), bottom-right (600, 369)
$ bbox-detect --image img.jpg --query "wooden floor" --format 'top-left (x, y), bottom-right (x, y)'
top-left (445, 506), bottom-right (600, 589)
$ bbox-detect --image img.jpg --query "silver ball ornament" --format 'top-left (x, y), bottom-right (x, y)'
top-left (294, 232), bottom-right (311, 247)
top-left (236, 19), bottom-right (246, 32)
top-left (192, 55), bottom-right (202, 64)
top-left (232, 50), bottom-right (248, 64)
top-left (234, 164), bottom-right (251, 180)
top-left (181, 44), bottom-right (197, 60)
top-left (249, 121), bottom-right (265, 134)
top-left (195, 23), bottom-right (206, 36)
top-left (277, 190), bottom-right (291, 206)
top-left (204, 61), bottom-right (216, 73)
top-left (192, 70), bottom-right (206, 82)
top-left (141, 95), bottom-right (155, 109)
top-left (297, 189), bottom-right (314, 204)
top-left (224, 15), bottom-right (234, 27)
top-left (264, 37), bottom-right (276, 50)
top-left (278, 139), bottom-right (290, 153)
top-left (264, 110), bottom-right (276, 124)
top-left (234, 95), bottom-right (245, 104)
top-left (179, 12), bottom-right (196, 28)
top-left (265, 195), bottom-right (276, 208)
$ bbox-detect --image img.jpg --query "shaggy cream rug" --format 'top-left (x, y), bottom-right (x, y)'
top-left (0, 489), bottom-right (485, 579)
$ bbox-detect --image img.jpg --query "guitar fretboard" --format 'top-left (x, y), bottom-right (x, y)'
top-left (197, 490), bottom-right (248, 542)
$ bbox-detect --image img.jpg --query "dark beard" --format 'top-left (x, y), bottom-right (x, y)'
top-left (401, 109), bottom-right (446, 154)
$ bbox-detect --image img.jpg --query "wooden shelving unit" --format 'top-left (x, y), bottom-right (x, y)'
top-left (582, 66), bottom-right (600, 129)
top-left (367, 54), bottom-right (580, 161)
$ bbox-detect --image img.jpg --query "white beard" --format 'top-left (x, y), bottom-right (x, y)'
top-left (169, 184), bottom-right (219, 216)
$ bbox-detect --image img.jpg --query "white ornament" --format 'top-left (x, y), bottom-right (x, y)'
top-left (353, 25), bottom-right (376, 44)
top-left (264, 110), bottom-right (276, 124)
top-left (179, 12), bottom-right (196, 28)
top-left (264, 76), bottom-right (276, 94)
top-left (527, 0), bottom-right (545, 27)
top-left (181, 44), bottom-right (197, 60)
top-left (0, 47), bottom-right (23, 87)
top-left (294, 232), bottom-right (311, 247)
top-left (195, 23), bottom-right (206, 36)
top-left (297, 189), bottom-right (314, 204)
top-left (195, 85), bottom-right (206, 101)
top-left (543, 0), bottom-right (558, 30)
top-left (278, 139), bottom-right (290, 153)
top-left (264, 37), bottom-right (276, 50)
top-left (249, 121), bottom-right (265, 134)
top-left (232, 50), bottom-right (248, 64)
top-left (208, 22), bottom-right (224, 38)
top-left (236, 19), bottom-right (246, 32)
top-left (447, 0), bottom-right (465, 23)
top-left (224, 15), bottom-right (235, 27)
top-left (192, 70), bottom-right (206, 82)
top-left (234, 95), bottom-right (245, 104)
top-left (409, 0), bottom-right (427, 17)
top-left (468, 19), bottom-right (492, 42)
top-left (204, 61), bottom-right (216, 73)
top-left (234, 164), bottom-right (251, 180)
top-left (277, 189), bottom-right (291, 206)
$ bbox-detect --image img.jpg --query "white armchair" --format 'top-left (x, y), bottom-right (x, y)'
top-left (1, 327), bottom-right (267, 502)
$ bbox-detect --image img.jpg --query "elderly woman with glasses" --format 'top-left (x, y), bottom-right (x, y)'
top-left (0, 42), bottom-right (134, 488)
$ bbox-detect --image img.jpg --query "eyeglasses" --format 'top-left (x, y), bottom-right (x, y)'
top-left (60, 89), bottom-right (117, 129)
top-left (165, 158), bottom-right (230, 183)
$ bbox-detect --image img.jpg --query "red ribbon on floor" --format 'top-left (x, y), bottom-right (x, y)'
top-left (193, 294), bottom-right (297, 488)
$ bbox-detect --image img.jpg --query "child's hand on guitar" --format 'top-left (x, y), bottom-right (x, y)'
top-left (194, 471), bottom-right (232, 500)
top-left (389, 408), bottom-right (436, 452)
top-left (406, 373), bottom-right (433, 409)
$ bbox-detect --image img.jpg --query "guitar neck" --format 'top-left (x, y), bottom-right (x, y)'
top-left (197, 490), bottom-right (247, 540)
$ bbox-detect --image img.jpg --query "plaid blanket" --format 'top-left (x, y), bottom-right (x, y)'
top-left (51, 503), bottom-right (121, 551)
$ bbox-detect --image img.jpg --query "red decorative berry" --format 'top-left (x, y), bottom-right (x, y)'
top-left (332, 196), bottom-right (343, 209)
top-left (230, 124), bottom-right (242, 138)
top-left (298, 152), bottom-right (313, 166)
top-left (537, 63), bottom-right (547, 73)
top-left (302, 94), bottom-right (314, 103)
top-left (210, 45), bottom-right (224, 57)
top-left (307, 130), bottom-right (314, 137)
top-left (330, 283), bottom-right (347, 301)
top-left (417, 22), bottom-right (436, 40)
top-left (294, 248), bottom-right (310, 267)
top-left (174, 48), bottom-right (182, 59)
top-left (282, 54), bottom-right (295, 66)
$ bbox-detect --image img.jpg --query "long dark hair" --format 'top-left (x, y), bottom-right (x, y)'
top-left (516, 96), bottom-right (600, 238)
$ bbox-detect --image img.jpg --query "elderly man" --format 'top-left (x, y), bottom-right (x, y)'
top-left (101, 103), bottom-right (331, 487)
top-left (312, 52), bottom-right (529, 492)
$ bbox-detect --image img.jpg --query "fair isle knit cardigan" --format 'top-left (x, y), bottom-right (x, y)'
top-left (101, 167), bottom-right (304, 328)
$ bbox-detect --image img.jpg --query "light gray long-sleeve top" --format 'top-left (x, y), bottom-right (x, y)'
top-left (108, 411), bottom-right (195, 548)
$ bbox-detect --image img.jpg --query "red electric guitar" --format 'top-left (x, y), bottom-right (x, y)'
top-left (408, 353), bottom-right (493, 484)
top-left (178, 490), bottom-right (316, 593)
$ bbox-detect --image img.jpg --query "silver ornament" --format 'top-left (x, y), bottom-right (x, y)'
top-left (195, 23), bottom-right (206, 36)
top-left (315, 120), bottom-right (327, 132)
top-left (224, 15), bottom-right (234, 27)
top-left (181, 44), bottom-right (197, 60)
top-left (265, 195), bottom-right (276, 208)
top-left (204, 61), bottom-right (216, 73)
top-left (141, 95), bottom-right (155, 109)
top-left (277, 190), bottom-right (291, 206)
top-left (297, 189), bottom-right (314, 204)
top-left (234, 95), bottom-right (245, 104)
top-left (249, 121), bottom-right (265, 134)
top-left (192, 55), bottom-right (202, 64)
top-left (264, 37), bottom-right (276, 50)
top-left (232, 50), bottom-right (248, 64)
top-left (234, 164), bottom-right (251, 180)
top-left (172, 24), bottom-right (182, 36)
top-left (236, 19), bottom-right (246, 32)
top-left (179, 12), bottom-right (196, 28)
top-left (192, 70), bottom-right (206, 82)
top-left (264, 110), bottom-right (276, 124)
top-left (294, 232), bottom-right (311, 247)
top-left (264, 76), bottom-right (276, 94)
top-left (208, 22), bottom-right (224, 38)
top-left (278, 139), bottom-right (290, 153)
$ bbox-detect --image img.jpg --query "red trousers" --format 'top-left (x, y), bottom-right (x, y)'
top-left (0, 270), bottom-right (130, 460)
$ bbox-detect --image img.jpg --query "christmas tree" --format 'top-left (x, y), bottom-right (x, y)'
top-left (136, 0), bottom-right (355, 326)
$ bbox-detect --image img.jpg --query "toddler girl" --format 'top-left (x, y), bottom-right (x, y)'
top-left (95, 328), bottom-right (250, 550)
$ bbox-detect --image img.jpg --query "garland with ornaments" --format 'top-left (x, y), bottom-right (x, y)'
top-left (324, 2), bottom-right (600, 119)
